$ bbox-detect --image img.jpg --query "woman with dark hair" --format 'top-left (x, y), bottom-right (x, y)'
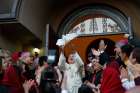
top-left (120, 48), bottom-right (140, 90)
top-left (119, 44), bottom-right (134, 90)
top-left (39, 66), bottom-right (61, 93)
top-left (100, 41), bottom-right (128, 93)
top-left (101, 61), bottom-right (125, 93)
top-left (129, 48), bottom-right (140, 85)
top-left (35, 56), bottom-right (48, 85)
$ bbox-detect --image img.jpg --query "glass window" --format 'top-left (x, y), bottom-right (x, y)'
top-left (69, 17), bottom-right (121, 35)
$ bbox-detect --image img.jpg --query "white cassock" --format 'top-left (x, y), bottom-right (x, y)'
top-left (58, 52), bottom-right (85, 93)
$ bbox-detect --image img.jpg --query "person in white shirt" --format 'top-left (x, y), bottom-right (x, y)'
top-left (58, 47), bottom-right (85, 93)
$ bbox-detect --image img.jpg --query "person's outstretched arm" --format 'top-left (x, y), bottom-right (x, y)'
top-left (58, 47), bottom-right (66, 71)
top-left (74, 51), bottom-right (85, 77)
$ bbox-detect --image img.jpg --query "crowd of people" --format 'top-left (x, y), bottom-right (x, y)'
top-left (0, 38), bottom-right (140, 93)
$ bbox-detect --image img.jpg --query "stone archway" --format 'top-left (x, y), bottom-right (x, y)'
top-left (57, 4), bottom-right (130, 64)
top-left (58, 4), bottom-right (129, 37)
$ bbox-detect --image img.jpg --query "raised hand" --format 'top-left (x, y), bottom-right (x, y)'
top-left (23, 79), bottom-right (36, 93)
top-left (120, 67), bottom-right (129, 79)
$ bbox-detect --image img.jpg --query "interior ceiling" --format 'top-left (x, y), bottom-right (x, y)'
top-left (0, 23), bottom-right (42, 45)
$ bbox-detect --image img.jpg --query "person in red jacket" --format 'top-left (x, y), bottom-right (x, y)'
top-left (1, 64), bottom-right (24, 93)
top-left (0, 52), bottom-right (25, 93)
top-left (101, 61), bottom-right (125, 93)
top-left (100, 40), bottom-right (127, 93)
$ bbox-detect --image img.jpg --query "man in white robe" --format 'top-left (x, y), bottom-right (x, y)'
top-left (58, 51), bottom-right (85, 93)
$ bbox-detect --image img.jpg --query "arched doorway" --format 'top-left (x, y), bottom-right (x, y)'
top-left (58, 4), bottom-right (132, 63)
top-left (58, 4), bottom-right (130, 36)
